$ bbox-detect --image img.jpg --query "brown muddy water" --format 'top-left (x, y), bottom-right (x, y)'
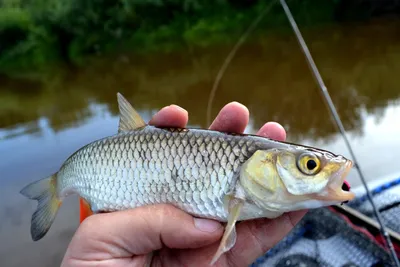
top-left (1, 17), bottom-right (400, 267)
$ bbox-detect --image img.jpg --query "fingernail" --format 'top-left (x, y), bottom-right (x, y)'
top-left (169, 104), bottom-right (187, 113)
top-left (194, 218), bottom-right (221, 233)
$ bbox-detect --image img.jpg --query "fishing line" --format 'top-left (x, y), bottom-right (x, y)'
top-left (206, 1), bottom-right (276, 126)
top-left (278, 0), bottom-right (400, 265)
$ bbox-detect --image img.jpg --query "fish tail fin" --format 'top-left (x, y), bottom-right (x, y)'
top-left (20, 174), bottom-right (61, 241)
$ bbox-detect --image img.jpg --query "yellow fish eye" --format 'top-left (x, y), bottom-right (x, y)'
top-left (297, 153), bottom-right (321, 175)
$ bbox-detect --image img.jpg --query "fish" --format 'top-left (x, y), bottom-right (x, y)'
top-left (20, 93), bottom-right (355, 265)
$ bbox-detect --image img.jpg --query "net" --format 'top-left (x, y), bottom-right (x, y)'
top-left (251, 178), bottom-right (400, 267)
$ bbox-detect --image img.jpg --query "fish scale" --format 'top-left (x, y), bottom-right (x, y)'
top-left (56, 126), bottom-right (258, 220)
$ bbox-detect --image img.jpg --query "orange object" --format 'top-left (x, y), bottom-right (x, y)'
top-left (79, 197), bottom-right (93, 223)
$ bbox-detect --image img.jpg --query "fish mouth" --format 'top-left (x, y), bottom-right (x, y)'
top-left (315, 160), bottom-right (356, 202)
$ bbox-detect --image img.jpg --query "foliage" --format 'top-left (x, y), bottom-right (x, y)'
top-left (0, 0), bottom-right (378, 76)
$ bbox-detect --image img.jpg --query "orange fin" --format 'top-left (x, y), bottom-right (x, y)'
top-left (79, 197), bottom-right (93, 223)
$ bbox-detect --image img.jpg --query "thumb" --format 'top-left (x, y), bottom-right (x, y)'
top-left (62, 204), bottom-right (223, 261)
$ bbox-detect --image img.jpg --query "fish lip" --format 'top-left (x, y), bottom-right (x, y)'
top-left (343, 159), bottom-right (353, 176)
top-left (324, 187), bottom-right (356, 202)
top-left (331, 159), bottom-right (353, 186)
top-left (315, 159), bottom-right (355, 202)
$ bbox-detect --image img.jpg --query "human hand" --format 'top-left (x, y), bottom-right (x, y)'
top-left (60, 102), bottom-right (308, 267)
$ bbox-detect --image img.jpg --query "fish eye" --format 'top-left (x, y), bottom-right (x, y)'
top-left (297, 153), bottom-right (321, 175)
top-left (307, 159), bottom-right (317, 170)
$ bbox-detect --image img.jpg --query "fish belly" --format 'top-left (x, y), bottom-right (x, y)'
top-left (57, 126), bottom-right (257, 221)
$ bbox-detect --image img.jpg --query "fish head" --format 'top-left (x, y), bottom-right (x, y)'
top-left (240, 147), bottom-right (355, 212)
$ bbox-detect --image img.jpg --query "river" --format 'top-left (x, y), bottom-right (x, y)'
top-left (1, 16), bottom-right (400, 267)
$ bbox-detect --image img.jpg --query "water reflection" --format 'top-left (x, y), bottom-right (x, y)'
top-left (0, 18), bottom-right (399, 143)
top-left (1, 17), bottom-right (400, 267)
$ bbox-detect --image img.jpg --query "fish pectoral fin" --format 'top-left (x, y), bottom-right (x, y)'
top-left (144, 251), bottom-right (154, 267)
top-left (210, 197), bottom-right (244, 265)
top-left (79, 197), bottom-right (94, 223)
top-left (210, 224), bottom-right (237, 265)
top-left (117, 92), bottom-right (147, 133)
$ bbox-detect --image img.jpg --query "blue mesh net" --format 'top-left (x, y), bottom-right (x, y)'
top-left (251, 178), bottom-right (400, 267)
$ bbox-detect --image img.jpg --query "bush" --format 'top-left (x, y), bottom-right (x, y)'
top-left (0, 8), bottom-right (32, 53)
top-left (0, 0), bottom-right (382, 76)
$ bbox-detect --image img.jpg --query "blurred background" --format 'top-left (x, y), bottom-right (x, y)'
top-left (1, 0), bottom-right (400, 266)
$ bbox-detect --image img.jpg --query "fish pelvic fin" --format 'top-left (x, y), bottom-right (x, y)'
top-left (20, 174), bottom-right (61, 241)
top-left (117, 92), bottom-right (147, 133)
top-left (79, 197), bottom-right (93, 223)
top-left (210, 197), bottom-right (244, 265)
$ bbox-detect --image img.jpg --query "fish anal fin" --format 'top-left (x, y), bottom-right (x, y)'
top-left (117, 92), bottom-right (146, 133)
top-left (210, 196), bottom-right (244, 265)
top-left (79, 197), bottom-right (93, 223)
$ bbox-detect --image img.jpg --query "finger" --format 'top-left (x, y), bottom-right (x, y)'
top-left (175, 211), bottom-right (306, 267)
top-left (225, 120), bottom-right (296, 265)
top-left (256, 122), bottom-right (286, 141)
top-left (222, 121), bottom-right (299, 265)
top-left (63, 204), bottom-right (223, 261)
top-left (175, 121), bottom-right (292, 266)
top-left (209, 102), bottom-right (249, 133)
top-left (149, 105), bottom-right (188, 128)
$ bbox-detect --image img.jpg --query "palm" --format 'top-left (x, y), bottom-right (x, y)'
top-left (147, 212), bottom-right (304, 267)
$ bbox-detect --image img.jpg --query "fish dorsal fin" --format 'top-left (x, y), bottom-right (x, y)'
top-left (117, 93), bottom-right (146, 133)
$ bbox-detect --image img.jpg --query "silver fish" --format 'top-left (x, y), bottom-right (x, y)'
top-left (20, 93), bottom-right (355, 264)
